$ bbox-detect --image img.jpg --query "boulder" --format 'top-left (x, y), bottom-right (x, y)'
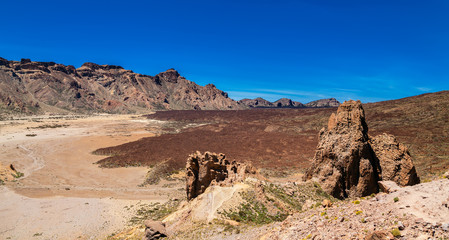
top-left (143, 220), bottom-right (167, 240)
top-left (378, 180), bottom-right (400, 193)
top-left (371, 134), bottom-right (420, 186)
top-left (364, 230), bottom-right (394, 240)
top-left (186, 151), bottom-right (257, 200)
top-left (305, 100), bottom-right (380, 199)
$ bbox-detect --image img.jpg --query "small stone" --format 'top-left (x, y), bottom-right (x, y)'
top-left (322, 199), bottom-right (332, 208)
top-left (398, 221), bottom-right (405, 230)
top-left (442, 223), bottom-right (449, 232)
top-left (365, 230), bottom-right (394, 240)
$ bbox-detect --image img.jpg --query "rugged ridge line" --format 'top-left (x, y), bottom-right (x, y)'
top-left (0, 57), bottom-right (245, 114)
top-left (238, 97), bottom-right (340, 108)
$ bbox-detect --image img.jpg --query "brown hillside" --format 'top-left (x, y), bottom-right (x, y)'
top-left (95, 91), bottom-right (449, 179)
top-left (0, 57), bottom-right (244, 115)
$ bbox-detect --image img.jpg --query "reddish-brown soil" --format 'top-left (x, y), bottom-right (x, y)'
top-left (95, 91), bottom-right (449, 179)
top-left (94, 108), bottom-right (334, 174)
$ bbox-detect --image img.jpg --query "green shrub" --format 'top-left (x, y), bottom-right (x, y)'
top-left (391, 228), bottom-right (401, 237)
top-left (393, 197), bottom-right (399, 202)
top-left (12, 172), bottom-right (24, 178)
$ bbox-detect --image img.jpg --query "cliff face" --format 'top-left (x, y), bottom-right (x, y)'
top-left (0, 58), bottom-right (245, 114)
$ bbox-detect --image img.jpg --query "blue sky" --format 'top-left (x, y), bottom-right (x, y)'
top-left (1, 0), bottom-right (448, 103)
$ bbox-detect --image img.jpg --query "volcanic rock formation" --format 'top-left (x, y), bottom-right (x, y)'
top-left (239, 97), bottom-right (339, 108)
top-left (371, 134), bottom-right (420, 186)
top-left (305, 98), bottom-right (340, 108)
top-left (273, 98), bottom-right (304, 108)
top-left (237, 97), bottom-right (274, 108)
top-left (0, 57), bottom-right (245, 114)
top-left (305, 100), bottom-right (379, 199)
top-left (305, 100), bottom-right (419, 199)
top-left (185, 151), bottom-right (257, 200)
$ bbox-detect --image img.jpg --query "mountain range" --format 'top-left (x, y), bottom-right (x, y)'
top-left (238, 97), bottom-right (340, 108)
top-left (0, 57), bottom-right (339, 115)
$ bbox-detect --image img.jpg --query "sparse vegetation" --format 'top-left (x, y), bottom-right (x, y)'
top-left (220, 181), bottom-right (336, 225)
top-left (393, 197), bottom-right (399, 202)
top-left (12, 171), bottom-right (24, 178)
top-left (220, 192), bottom-right (288, 224)
top-left (138, 160), bottom-right (176, 186)
top-left (129, 199), bottom-right (181, 224)
top-left (391, 228), bottom-right (401, 237)
top-left (30, 124), bottom-right (69, 129)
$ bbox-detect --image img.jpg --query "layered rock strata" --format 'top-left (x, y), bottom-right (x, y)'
top-left (0, 57), bottom-right (245, 114)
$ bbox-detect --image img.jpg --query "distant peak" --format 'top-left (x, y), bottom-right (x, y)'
top-left (81, 62), bottom-right (124, 70)
top-left (81, 62), bottom-right (100, 69)
top-left (163, 68), bottom-right (178, 73)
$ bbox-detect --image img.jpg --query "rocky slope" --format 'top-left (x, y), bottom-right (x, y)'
top-left (238, 97), bottom-right (339, 108)
top-left (0, 57), bottom-right (245, 114)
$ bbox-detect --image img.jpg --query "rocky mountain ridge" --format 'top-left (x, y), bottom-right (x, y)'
top-left (0, 57), bottom-right (245, 114)
top-left (238, 97), bottom-right (340, 108)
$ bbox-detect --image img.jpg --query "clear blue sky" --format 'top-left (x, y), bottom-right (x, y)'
top-left (1, 0), bottom-right (448, 103)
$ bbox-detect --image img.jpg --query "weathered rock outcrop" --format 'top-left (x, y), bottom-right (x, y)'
top-left (305, 100), bottom-right (419, 199)
top-left (143, 220), bottom-right (167, 240)
top-left (0, 57), bottom-right (245, 114)
top-left (185, 151), bottom-right (257, 200)
top-left (371, 134), bottom-right (420, 186)
top-left (305, 100), bottom-right (380, 199)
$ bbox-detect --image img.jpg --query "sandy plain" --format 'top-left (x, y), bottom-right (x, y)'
top-left (0, 114), bottom-right (181, 239)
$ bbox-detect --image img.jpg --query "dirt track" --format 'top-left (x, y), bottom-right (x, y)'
top-left (0, 114), bottom-right (182, 239)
